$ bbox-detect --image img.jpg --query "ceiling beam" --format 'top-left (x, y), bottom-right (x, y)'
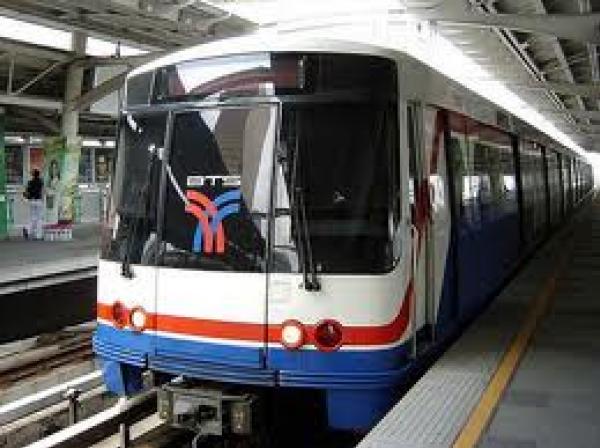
top-left (565, 131), bottom-right (600, 136)
top-left (579, 0), bottom-right (600, 111)
top-left (540, 109), bottom-right (600, 119)
top-left (12, 108), bottom-right (59, 133)
top-left (510, 81), bottom-right (600, 97)
top-left (0, 93), bottom-right (62, 110)
top-left (80, 52), bottom-right (165, 69)
top-left (569, 125), bottom-right (600, 133)
top-left (11, 60), bottom-right (64, 96)
top-left (464, 0), bottom-right (579, 129)
top-left (0, 37), bottom-right (70, 62)
top-left (403, 8), bottom-right (600, 44)
top-left (526, 0), bottom-right (590, 126)
top-left (0, 0), bottom-right (251, 49)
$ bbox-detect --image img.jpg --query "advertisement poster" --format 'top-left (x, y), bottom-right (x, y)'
top-left (43, 137), bottom-right (82, 224)
top-left (61, 141), bottom-right (82, 223)
top-left (43, 138), bottom-right (64, 225)
top-left (29, 147), bottom-right (44, 173)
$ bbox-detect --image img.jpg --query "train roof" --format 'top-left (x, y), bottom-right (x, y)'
top-left (128, 31), bottom-right (589, 162)
top-left (129, 32), bottom-right (397, 78)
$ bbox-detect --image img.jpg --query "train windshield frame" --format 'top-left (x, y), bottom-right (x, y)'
top-left (102, 52), bottom-right (400, 274)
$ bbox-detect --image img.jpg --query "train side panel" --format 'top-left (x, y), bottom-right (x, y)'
top-left (444, 112), bottom-right (520, 320)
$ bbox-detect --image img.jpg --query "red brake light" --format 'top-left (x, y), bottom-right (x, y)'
top-left (111, 301), bottom-right (128, 328)
top-left (314, 319), bottom-right (343, 352)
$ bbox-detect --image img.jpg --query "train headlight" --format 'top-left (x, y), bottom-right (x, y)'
top-left (281, 320), bottom-right (305, 350)
top-left (314, 319), bottom-right (343, 352)
top-left (129, 307), bottom-right (148, 332)
top-left (111, 301), bottom-right (128, 328)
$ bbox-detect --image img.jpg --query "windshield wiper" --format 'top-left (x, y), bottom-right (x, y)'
top-left (283, 113), bottom-right (319, 292)
top-left (293, 186), bottom-right (320, 291)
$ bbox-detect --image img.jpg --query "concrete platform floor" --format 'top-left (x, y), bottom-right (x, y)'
top-left (0, 224), bottom-right (99, 343)
top-left (480, 206), bottom-right (600, 447)
top-left (0, 224), bottom-right (100, 285)
top-left (358, 197), bottom-right (599, 448)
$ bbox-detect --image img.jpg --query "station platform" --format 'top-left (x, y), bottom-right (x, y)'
top-left (358, 196), bottom-right (599, 448)
top-left (0, 224), bottom-right (99, 343)
top-left (0, 224), bottom-right (99, 295)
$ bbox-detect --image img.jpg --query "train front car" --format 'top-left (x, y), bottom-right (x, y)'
top-left (94, 47), bottom-right (413, 431)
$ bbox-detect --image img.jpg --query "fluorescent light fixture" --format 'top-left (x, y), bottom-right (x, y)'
top-left (29, 136), bottom-right (43, 144)
top-left (0, 16), bottom-right (71, 51)
top-left (83, 139), bottom-right (102, 147)
top-left (5, 135), bottom-right (25, 144)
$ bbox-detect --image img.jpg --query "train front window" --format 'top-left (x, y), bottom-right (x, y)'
top-left (273, 102), bottom-right (399, 274)
top-left (101, 113), bottom-right (166, 264)
top-left (158, 105), bottom-right (277, 272)
top-left (107, 52), bottom-right (400, 274)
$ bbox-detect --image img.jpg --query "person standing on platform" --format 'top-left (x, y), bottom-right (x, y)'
top-left (23, 169), bottom-right (44, 240)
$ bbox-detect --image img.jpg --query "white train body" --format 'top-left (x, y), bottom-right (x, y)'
top-left (94, 33), bottom-right (593, 431)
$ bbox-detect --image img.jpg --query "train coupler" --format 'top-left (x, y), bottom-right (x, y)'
top-left (158, 382), bottom-right (258, 436)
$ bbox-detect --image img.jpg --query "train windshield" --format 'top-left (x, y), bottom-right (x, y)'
top-left (160, 105), bottom-right (276, 272)
top-left (101, 106), bottom-right (275, 272)
top-left (102, 52), bottom-right (400, 274)
top-left (101, 113), bottom-right (165, 266)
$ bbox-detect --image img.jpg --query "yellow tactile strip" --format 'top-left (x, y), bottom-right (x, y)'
top-left (452, 226), bottom-right (576, 448)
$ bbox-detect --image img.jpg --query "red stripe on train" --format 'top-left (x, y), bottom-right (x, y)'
top-left (97, 281), bottom-right (413, 347)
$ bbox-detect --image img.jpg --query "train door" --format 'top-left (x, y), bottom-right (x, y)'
top-left (154, 103), bottom-right (280, 368)
top-left (446, 114), bottom-right (486, 320)
top-left (422, 106), bottom-right (453, 340)
top-left (407, 101), bottom-right (428, 343)
top-left (408, 102), bottom-right (452, 344)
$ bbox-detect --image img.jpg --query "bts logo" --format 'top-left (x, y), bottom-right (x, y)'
top-left (185, 189), bottom-right (241, 254)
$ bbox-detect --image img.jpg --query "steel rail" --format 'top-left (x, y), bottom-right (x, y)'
top-left (0, 370), bottom-right (103, 426)
top-left (26, 389), bottom-right (157, 448)
top-left (0, 336), bottom-right (93, 388)
top-left (0, 266), bottom-right (97, 296)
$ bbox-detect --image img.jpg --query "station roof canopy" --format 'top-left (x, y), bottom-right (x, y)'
top-left (213, 0), bottom-right (600, 155)
top-left (0, 0), bottom-right (600, 154)
top-left (0, 0), bottom-right (252, 136)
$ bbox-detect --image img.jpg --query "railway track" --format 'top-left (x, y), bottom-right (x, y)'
top-left (0, 327), bottom-right (361, 447)
top-left (0, 327), bottom-right (94, 389)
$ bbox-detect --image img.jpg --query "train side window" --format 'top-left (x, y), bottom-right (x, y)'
top-left (407, 104), bottom-right (418, 221)
top-left (470, 134), bottom-right (516, 223)
top-left (473, 142), bottom-right (491, 207)
top-left (447, 136), bottom-right (463, 217)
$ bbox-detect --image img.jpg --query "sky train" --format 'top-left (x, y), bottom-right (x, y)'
top-left (94, 33), bottom-right (594, 434)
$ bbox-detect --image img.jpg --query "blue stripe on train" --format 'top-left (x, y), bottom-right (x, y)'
top-left (94, 323), bottom-right (414, 430)
top-left (94, 323), bottom-right (411, 386)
